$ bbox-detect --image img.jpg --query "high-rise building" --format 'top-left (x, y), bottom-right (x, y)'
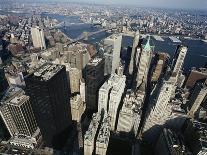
top-left (0, 87), bottom-right (38, 138)
top-left (70, 94), bottom-right (85, 122)
top-left (66, 42), bottom-right (91, 70)
top-left (80, 78), bottom-right (86, 103)
top-left (129, 31), bottom-right (140, 75)
top-left (117, 90), bottom-right (143, 136)
top-left (96, 115), bottom-right (111, 155)
top-left (25, 63), bottom-right (72, 147)
top-left (185, 68), bottom-right (207, 89)
top-left (171, 45), bottom-right (188, 80)
top-left (98, 74), bottom-right (126, 117)
top-left (85, 57), bottom-right (105, 113)
top-left (103, 34), bottom-right (122, 75)
top-left (184, 121), bottom-right (207, 155)
top-left (84, 113), bottom-right (101, 155)
top-left (108, 74), bottom-right (126, 130)
top-left (136, 36), bottom-right (153, 88)
top-left (187, 81), bottom-right (207, 118)
top-left (31, 26), bottom-right (46, 49)
top-left (0, 69), bottom-right (8, 99)
top-left (69, 67), bottom-right (81, 94)
top-left (143, 81), bottom-right (175, 132)
top-left (155, 128), bottom-right (191, 155)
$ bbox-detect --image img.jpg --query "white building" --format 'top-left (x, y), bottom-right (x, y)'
top-left (117, 90), bottom-right (144, 137)
top-left (171, 45), bottom-right (188, 81)
top-left (84, 113), bottom-right (101, 155)
top-left (31, 26), bottom-right (46, 49)
top-left (80, 78), bottom-right (86, 103)
top-left (143, 80), bottom-right (175, 132)
top-left (69, 67), bottom-right (81, 94)
top-left (70, 94), bottom-right (85, 122)
top-left (103, 34), bottom-right (122, 75)
top-left (108, 74), bottom-right (126, 131)
top-left (96, 115), bottom-right (111, 155)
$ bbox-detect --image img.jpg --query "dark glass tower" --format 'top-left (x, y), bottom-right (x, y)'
top-left (0, 69), bottom-right (9, 99)
top-left (85, 57), bottom-right (105, 114)
top-left (25, 63), bottom-right (72, 148)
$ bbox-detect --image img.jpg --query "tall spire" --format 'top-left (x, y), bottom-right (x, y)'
top-left (143, 36), bottom-right (152, 52)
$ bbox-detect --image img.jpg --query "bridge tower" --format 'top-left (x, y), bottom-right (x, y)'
top-left (83, 31), bottom-right (89, 41)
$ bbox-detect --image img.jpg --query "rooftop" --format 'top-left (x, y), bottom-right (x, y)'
top-left (193, 121), bottom-right (207, 149)
top-left (33, 63), bottom-right (64, 81)
top-left (84, 113), bottom-right (101, 142)
top-left (96, 116), bottom-right (111, 144)
top-left (88, 57), bottom-right (103, 66)
top-left (1, 86), bottom-right (24, 104)
top-left (9, 95), bottom-right (29, 107)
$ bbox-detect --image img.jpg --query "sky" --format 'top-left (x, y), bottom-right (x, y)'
top-left (37, 0), bottom-right (207, 10)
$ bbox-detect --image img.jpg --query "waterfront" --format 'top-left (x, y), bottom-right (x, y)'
top-left (43, 13), bottom-right (207, 72)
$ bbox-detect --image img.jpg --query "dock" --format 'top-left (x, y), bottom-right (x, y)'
top-left (153, 35), bottom-right (164, 41)
top-left (169, 36), bottom-right (181, 43)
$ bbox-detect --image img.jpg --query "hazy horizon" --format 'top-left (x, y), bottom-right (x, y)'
top-left (22, 0), bottom-right (207, 10)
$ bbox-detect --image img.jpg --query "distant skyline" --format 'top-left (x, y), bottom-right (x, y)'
top-left (27, 0), bottom-right (207, 10)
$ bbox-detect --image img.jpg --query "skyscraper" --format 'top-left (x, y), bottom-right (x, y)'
top-left (85, 57), bottom-right (105, 113)
top-left (103, 34), bottom-right (122, 75)
top-left (0, 87), bottom-right (38, 137)
top-left (107, 74), bottom-right (126, 130)
top-left (187, 81), bottom-right (207, 118)
top-left (143, 81), bottom-right (175, 132)
top-left (185, 68), bottom-right (207, 89)
top-left (31, 26), bottom-right (46, 49)
top-left (96, 115), bottom-right (111, 155)
top-left (117, 90), bottom-right (143, 136)
top-left (25, 63), bottom-right (72, 147)
top-left (128, 31), bottom-right (140, 75)
top-left (84, 113), bottom-right (101, 155)
top-left (0, 69), bottom-right (8, 99)
top-left (171, 45), bottom-right (188, 80)
top-left (136, 36), bottom-right (153, 89)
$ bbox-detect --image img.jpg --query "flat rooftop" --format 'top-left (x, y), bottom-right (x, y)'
top-left (9, 95), bottom-right (29, 107)
top-left (1, 86), bottom-right (23, 104)
top-left (33, 63), bottom-right (64, 81)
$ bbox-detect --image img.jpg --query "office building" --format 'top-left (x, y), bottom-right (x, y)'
top-left (80, 78), bottom-right (86, 103)
top-left (155, 128), bottom-right (191, 155)
top-left (151, 53), bottom-right (169, 82)
top-left (136, 36), bottom-right (153, 88)
top-left (184, 121), bottom-right (207, 155)
top-left (96, 115), bottom-right (111, 155)
top-left (0, 87), bottom-right (39, 143)
top-left (185, 68), bottom-right (207, 89)
top-left (70, 94), bottom-right (85, 122)
top-left (129, 31), bottom-right (140, 75)
top-left (69, 67), bottom-right (81, 94)
top-left (103, 34), bottom-right (122, 75)
top-left (84, 113), bottom-right (101, 155)
top-left (25, 63), bottom-right (72, 147)
top-left (143, 81), bottom-right (175, 132)
top-left (31, 26), bottom-right (46, 49)
top-left (0, 69), bottom-right (8, 98)
top-left (98, 74), bottom-right (126, 116)
top-left (187, 81), bottom-right (207, 118)
top-left (171, 45), bottom-right (188, 80)
top-left (108, 74), bottom-right (126, 131)
top-left (85, 57), bottom-right (105, 113)
top-left (66, 42), bottom-right (91, 70)
top-left (117, 90), bottom-right (143, 135)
